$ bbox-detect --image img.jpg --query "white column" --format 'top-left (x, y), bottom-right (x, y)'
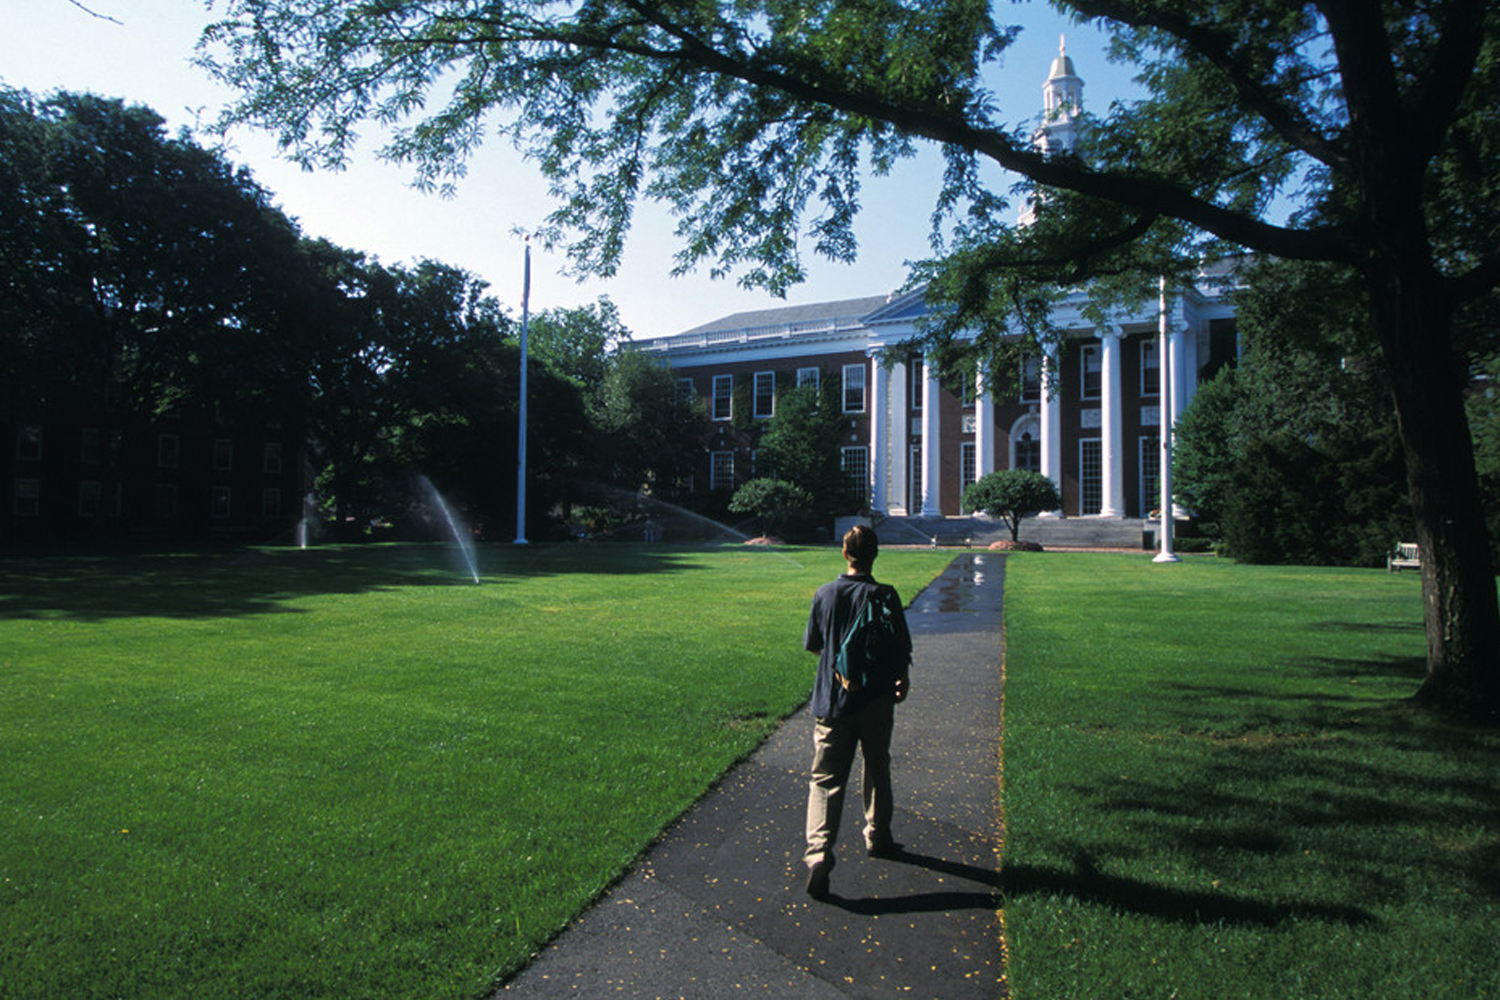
top-left (975, 364), bottom-right (996, 480)
top-left (889, 358), bottom-right (909, 516)
top-left (868, 351), bottom-right (889, 514)
top-left (920, 356), bottom-right (943, 516)
top-left (1100, 328), bottom-right (1125, 517)
top-left (1040, 347), bottom-right (1063, 506)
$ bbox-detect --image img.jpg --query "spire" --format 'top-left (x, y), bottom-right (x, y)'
top-left (1021, 38), bottom-right (1086, 225)
top-left (1040, 34), bottom-right (1084, 151)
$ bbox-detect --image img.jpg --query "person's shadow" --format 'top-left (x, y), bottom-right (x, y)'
top-left (825, 848), bottom-right (1375, 928)
top-left (822, 848), bottom-right (1003, 915)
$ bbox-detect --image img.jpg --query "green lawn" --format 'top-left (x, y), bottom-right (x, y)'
top-left (1000, 553), bottom-right (1500, 1000)
top-left (8, 544), bottom-right (1498, 999)
top-left (0, 542), bottom-right (953, 999)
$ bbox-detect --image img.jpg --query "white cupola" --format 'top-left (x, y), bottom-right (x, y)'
top-left (1039, 36), bottom-right (1084, 155)
top-left (1021, 37), bottom-right (1086, 226)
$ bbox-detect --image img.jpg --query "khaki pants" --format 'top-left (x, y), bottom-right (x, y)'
top-left (804, 695), bottom-right (895, 868)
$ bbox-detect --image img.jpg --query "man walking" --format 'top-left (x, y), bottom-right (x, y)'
top-left (802, 524), bottom-right (913, 898)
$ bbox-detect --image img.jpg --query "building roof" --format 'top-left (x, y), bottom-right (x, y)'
top-left (675, 293), bottom-right (896, 338)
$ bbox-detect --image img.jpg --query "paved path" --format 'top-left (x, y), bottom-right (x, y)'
top-left (496, 553), bottom-right (1008, 999)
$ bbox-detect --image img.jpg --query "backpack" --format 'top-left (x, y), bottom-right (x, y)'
top-left (833, 585), bottom-right (903, 693)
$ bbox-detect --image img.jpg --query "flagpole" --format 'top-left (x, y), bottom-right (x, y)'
top-left (514, 239), bottom-right (531, 545)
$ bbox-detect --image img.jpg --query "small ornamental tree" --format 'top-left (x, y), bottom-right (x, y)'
top-left (962, 470), bottom-right (1061, 543)
top-left (729, 478), bottom-right (813, 539)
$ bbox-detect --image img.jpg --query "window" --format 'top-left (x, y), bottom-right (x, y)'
top-left (1015, 431), bottom-right (1040, 473)
top-left (676, 378), bottom-right (695, 404)
top-left (1081, 343), bottom-right (1102, 399)
top-left (753, 371), bottom-right (775, 418)
top-left (961, 442), bottom-right (977, 494)
top-left (712, 375), bottom-right (734, 421)
top-left (263, 442), bottom-right (283, 475)
top-left (1141, 338), bottom-right (1160, 397)
top-left (841, 446), bottom-right (869, 507)
top-left (157, 434), bottom-right (180, 469)
top-left (14, 479), bottom-right (40, 517)
top-left (908, 444), bottom-right (923, 512)
top-left (1020, 355), bottom-right (1042, 402)
top-left (213, 438), bottom-right (234, 472)
top-left (211, 486), bottom-right (232, 520)
top-left (797, 367), bottom-right (820, 389)
top-left (78, 480), bottom-right (102, 518)
top-left (262, 488), bottom-right (283, 519)
top-left (710, 450), bottom-right (734, 491)
top-left (1079, 439), bottom-right (1102, 515)
top-left (909, 356), bottom-right (924, 411)
top-left (16, 426), bottom-right (42, 462)
top-left (155, 484), bottom-right (178, 520)
top-left (80, 428), bottom-right (101, 465)
top-left (842, 363), bottom-right (866, 413)
top-left (1140, 435), bottom-right (1161, 516)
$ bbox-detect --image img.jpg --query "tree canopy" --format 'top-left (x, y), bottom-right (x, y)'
top-left (198, 0), bottom-right (1500, 714)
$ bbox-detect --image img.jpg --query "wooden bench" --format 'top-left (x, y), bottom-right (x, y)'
top-left (1387, 541), bottom-right (1421, 573)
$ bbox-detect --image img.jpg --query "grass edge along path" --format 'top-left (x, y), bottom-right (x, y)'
top-left (999, 553), bottom-right (1500, 1000)
top-left (0, 542), bottom-right (956, 1000)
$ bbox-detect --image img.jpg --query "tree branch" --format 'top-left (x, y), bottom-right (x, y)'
top-left (606, 0), bottom-right (1353, 266)
top-left (1064, 0), bottom-right (1350, 172)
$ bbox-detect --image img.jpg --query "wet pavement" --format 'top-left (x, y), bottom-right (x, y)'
top-left (495, 553), bottom-right (1008, 999)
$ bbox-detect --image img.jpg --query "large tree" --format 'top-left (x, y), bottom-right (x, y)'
top-left (199, 1), bottom-right (1500, 717)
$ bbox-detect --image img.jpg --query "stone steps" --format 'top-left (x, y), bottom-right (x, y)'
top-left (872, 514), bottom-right (1150, 550)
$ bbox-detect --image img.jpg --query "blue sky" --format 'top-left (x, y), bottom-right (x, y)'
top-left (5, 1), bottom-right (1144, 338)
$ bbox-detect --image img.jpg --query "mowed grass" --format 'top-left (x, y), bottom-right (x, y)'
top-left (0, 542), bottom-right (954, 999)
top-left (1001, 553), bottom-right (1500, 999)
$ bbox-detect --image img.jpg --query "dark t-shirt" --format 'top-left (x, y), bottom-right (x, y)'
top-left (804, 573), bottom-right (913, 719)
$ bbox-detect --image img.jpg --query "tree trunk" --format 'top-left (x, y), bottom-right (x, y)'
top-left (1370, 270), bottom-right (1500, 719)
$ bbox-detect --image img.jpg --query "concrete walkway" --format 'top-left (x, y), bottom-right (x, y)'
top-left (496, 553), bottom-right (1008, 999)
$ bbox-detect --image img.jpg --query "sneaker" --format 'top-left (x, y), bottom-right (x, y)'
top-left (865, 839), bottom-right (903, 859)
top-left (805, 858), bottom-right (833, 898)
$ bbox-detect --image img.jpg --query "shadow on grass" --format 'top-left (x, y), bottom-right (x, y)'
top-left (1000, 857), bottom-right (1377, 928)
top-left (1054, 665), bottom-right (1500, 924)
top-left (822, 847), bottom-right (1373, 927)
top-left (0, 542), bottom-right (732, 621)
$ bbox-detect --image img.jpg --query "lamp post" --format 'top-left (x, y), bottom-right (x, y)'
top-left (514, 239), bottom-right (531, 546)
top-left (1154, 276), bottom-right (1180, 563)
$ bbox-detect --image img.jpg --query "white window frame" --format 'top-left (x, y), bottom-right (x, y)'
top-left (16, 425), bottom-right (42, 462)
top-left (1139, 435), bottom-right (1161, 516)
top-left (263, 442), bottom-right (283, 475)
top-left (712, 375), bottom-right (734, 422)
top-left (676, 378), bottom-right (695, 404)
top-left (961, 442), bottom-right (977, 495)
top-left (14, 478), bottom-right (40, 517)
top-left (797, 366), bottom-right (820, 389)
top-left (1079, 439), bottom-right (1102, 515)
top-left (211, 486), bottom-right (232, 520)
top-left (753, 371), bottom-right (776, 419)
top-left (841, 446), bottom-right (869, 508)
top-left (1020, 355), bottom-right (1042, 403)
top-left (261, 488), bottom-right (283, 519)
top-left (157, 434), bottom-right (180, 469)
top-left (1081, 343), bottom-right (1102, 400)
top-left (842, 363), bottom-right (867, 413)
top-left (78, 480), bottom-right (102, 518)
top-left (213, 438), bottom-right (234, 472)
top-left (710, 450), bottom-right (734, 491)
top-left (1141, 337), bottom-right (1160, 397)
top-left (80, 428), bottom-right (101, 465)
